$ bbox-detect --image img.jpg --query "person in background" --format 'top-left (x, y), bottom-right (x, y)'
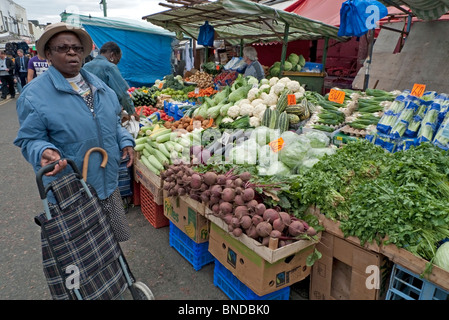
top-left (83, 41), bottom-right (134, 115)
top-left (13, 22), bottom-right (134, 242)
top-left (242, 46), bottom-right (265, 81)
top-left (0, 50), bottom-right (16, 99)
top-left (27, 42), bottom-right (49, 83)
top-left (15, 49), bottom-right (29, 89)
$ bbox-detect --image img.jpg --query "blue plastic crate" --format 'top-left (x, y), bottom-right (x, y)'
top-left (169, 222), bottom-right (214, 271)
top-left (300, 62), bottom-right (323, 73)
top-left (213, 259), bottom-right (290, 300)
top-left (386, 264), bottom-right (449, 300)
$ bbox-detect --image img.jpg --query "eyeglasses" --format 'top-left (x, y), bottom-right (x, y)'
top-left (50, 44), bottom-right (84, 54)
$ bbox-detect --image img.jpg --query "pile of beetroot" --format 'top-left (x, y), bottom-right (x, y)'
top-left (162, 163), bottom-right (317, 248)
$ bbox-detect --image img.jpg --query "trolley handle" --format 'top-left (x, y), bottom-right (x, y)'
top-left (36, 158), bottom-right (83, 200)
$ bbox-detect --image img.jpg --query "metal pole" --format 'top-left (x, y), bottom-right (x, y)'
top-left (102, 0), bottom-right (107, 17)
top-left (321, 37), bottom-right (329, 71)
top-left (279, 22), bottom-right (289, 76)
top-left (363, 29), bottom-right (375, 90)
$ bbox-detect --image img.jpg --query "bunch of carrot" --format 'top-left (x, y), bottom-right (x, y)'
top-left (187, 87), bottom-right (218, 98)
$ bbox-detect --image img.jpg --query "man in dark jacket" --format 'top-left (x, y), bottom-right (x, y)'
top-left (14, 49), bottom-right (29, 88)
top-left (0, 50), bottom-right (16, 99)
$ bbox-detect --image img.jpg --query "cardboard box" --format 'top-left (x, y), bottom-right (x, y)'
top-left (381, 244), bottom-right (449, 292)
top-left (310, 231), bottom-right (392, 300)
top-left (164, 196), bottom-right (209, 243)
top-left (308, 206), bottom-right (381, 253)
top-left (207, 212), bottom-right (318, 264)
top-left (133, 155), bottom-right (163, 205)
top-left (208, 222), bottom-right (314, 296)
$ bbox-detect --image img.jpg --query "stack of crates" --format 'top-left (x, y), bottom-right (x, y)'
top-left (213, 259), bottom-right (290, 300)
top-left (140, 184), bottom-right (169, 228)
top-left (169, 221), bottom-right (214, 271)
top-left (386, 264), bottom-right (449, 300)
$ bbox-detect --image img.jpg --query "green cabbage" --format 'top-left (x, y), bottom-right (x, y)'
top-left (298, 54), bottom-right (306, 67)
top-left (270, 67), bottom-right (280, 77)
top-left (287, 53), bottom-right (299, 67)
top-left (434, 242), bottom-right (449, 271)
top-left (279, 138), bottom-right (309, 168)
top-left (284, 61), bottom-right (292, 71)
top-left (265, 161), bottom-right (291, 176)
top-left (303, 130), bottom-right (330, 148)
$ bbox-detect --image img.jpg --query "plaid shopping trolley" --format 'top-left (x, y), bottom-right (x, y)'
top-left (35, 157), bottom-right (153, 300)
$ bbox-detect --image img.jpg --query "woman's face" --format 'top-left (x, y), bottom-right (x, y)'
top-left (45, 32), bottom-right (84, 78)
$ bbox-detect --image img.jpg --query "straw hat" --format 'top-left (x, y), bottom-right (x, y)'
top-left (36, 22), bottom-right (93, 59)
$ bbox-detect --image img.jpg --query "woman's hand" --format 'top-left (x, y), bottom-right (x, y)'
top-left (41, 148), bottom-right (67, 176)
top-left (122, 146), bottom-right (134, 168)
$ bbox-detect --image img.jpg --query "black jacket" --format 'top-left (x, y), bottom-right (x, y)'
top-left (1, 57), bottom-right (15, 76)
top-left (14, 56), bottom-right (29, 75)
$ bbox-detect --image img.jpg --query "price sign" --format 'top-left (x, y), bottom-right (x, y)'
top-left (328, 89), bottom-right (345, 104)
top-left (269, 137), bottom-right (285, 153)
top-left (216, 65), bottom-right (220, 70)
top-left (411, 83), bottom-right (426, 97)
top-left (220, 131), bottom-right (231, 145)
top-left (287, 94), bottom-right (296, 105)
top-left (194, 87), bottom-right (200, 94)
top-left (158, 82), bottom-right (164, 89)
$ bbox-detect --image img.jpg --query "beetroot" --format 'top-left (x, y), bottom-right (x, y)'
top-left (210, 185), bottom-right (222, 197)
top-left (219, 202), bottom-right (233, 215)
top-left (241, 188), bottom-right (255, 202)
top-left (272, 218), bottom-right (285, 232)
top-left (270, 230), bottom-right (282, 239)
top-left (212, 204), bottom-right (220, 215)
top-left (256, 221), bottom-right (272, 237)
top-left (234, 206), bottom-right (249, 219)
top-left (190, 173), bottom-right (202, 189)
top-left (230, 217), bottom-right (240, 228)
top-left (240, 215), bottom-right (252, 230)
top-left (288, 220), bottom-right (305, 236)
top-left (239, 171), bottom-right (251, 182)
top-left (203, 171), bottom-right (217, 186)
top-left (278, 212), bottom-right (291, 226)
top-left (246, 225), bottom-right (258, 239)
top-left (232, 227), bottom-right (243, 237)
top-left (233, 195), bottom-right (245, 206)
top-left (306, 226), bottom-right (317, 236)
top-left (246, 199), bottom-right (258, 212)
top-left (234, 178), bottom-right (243, 187)
top-left (217, 174), bottom-right (227, 185)
top-left (254, 203), bottom-right (266, 216)
top-left (251, 215), bottom-right (264, 227)
top-left (263, 208), bottom-right (279, 223)
top-left (221, 188), bottom-right (236, 202)
top-left (222, 214), bottom-right (233, 225)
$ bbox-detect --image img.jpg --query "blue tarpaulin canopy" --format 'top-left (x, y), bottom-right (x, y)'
top-left (60, 13), bottom-right (176, 87)
top-left (338, 0), bottom-right (388, 37)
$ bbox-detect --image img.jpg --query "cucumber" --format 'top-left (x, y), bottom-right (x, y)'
top-left (276, 111), bottom-right (289, 133)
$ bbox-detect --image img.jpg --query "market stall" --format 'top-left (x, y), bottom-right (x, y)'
top-left (119, 0), bottom-right (449, 301)
top-left (142, 0), bottom-right (348, 94)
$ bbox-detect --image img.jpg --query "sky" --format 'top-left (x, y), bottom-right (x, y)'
top-left (14, 0), bottom-right (167, 25)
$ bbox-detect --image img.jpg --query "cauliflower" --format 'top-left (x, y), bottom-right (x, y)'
top-left (253, 103), bottom-right (267, 118)
top-left (249, 116), bottom-right (261, 127)
top-left (247, 76), bottom-right (259, 86)
top-left (238, 99), bottom-right (251, 107)
top-left (271, 82), bottom-right (286, 95)
top-left (286, 80), bottom-right (301, 93)
top-left (269, 77), bottom-right (279, 87)
top-left (247, 87), bottom-right (260, 101)
top-left (251, 98), bottom-right (264, 107)
top-left (263, 92), bottom-right (278, 106)
top-left (260, 78), bottom-right (269, 85)
top-left (227, 105), bottom-right (241, 118)
top-left (239, 103), bottom-right (254, 116)
top-left (259, 84), bottom-right (271, 95)
top-left (221, 117), bottom-right (234, 123)
top-left (294, 91), bottom-right (304, 101)
top-left (278, 77), bottom-right (291, 85)
top-left (269, 105), bottom-right (277, 110)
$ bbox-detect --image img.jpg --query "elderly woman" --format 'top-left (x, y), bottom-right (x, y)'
top-left (242, 46), bottom-right (265, 81)
top-left (13, 22), bottom-right (134, 242)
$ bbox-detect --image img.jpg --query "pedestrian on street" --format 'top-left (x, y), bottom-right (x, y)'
top-left (13, 22), bottom-right (135, 242)
top-left (15, 49), bottom-right (29, 89)
top-left (0, 50), bottom-right (16, 99)
top-left (27, 42), bottom-right (49, 83)
top-left (83, 41), bottom-right (135, 115)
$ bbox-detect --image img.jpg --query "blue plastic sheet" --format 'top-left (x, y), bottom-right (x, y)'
top-left (338, 0), bottom-right (388, 37)
top-left (83, 25), bottom-right (173, 88)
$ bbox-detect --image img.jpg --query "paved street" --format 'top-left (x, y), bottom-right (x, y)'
top-left (0, 96), bottom-right (227, 300)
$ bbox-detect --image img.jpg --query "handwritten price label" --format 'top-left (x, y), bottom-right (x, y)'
top-left (411, 83), bottom-right (426, 97)
top-left (287, 94), bottom-right (296, 105)
top-left (328, 89), bottom-right (345, 104)
top-left (269, 137), bottom-right (285, 153)
top-left (158, 82), bottom-right (164, 89)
